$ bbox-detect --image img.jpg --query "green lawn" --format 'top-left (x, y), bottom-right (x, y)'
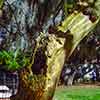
top-left (53, 86), bottom-right (100, 100)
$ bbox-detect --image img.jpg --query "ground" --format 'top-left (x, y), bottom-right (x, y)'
top-left (53, 85), bottom-right (100, 100)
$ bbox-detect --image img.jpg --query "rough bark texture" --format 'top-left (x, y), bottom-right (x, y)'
top-left (13, 35), bottom-right (67, 100)
top-left (12, 13), bottom-right (98, 100)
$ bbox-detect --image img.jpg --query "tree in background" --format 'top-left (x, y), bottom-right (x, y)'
top-left (0, 0), bottom-right (100, 100)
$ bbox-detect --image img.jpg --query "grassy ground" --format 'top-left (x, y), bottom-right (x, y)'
top-left (53, 85), bottom-right (100, 100)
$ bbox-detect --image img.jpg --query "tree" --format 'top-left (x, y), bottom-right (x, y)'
top-left (0, 0), bottom-right (100, 100)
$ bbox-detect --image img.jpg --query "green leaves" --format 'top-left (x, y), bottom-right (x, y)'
top-left (64, 0), bottom-right (75, 16)
top-left (0, 50), bottom-right (30, 71)
top-left (0, 0), bottom-right (4, 9)
top-left (94, 0), bottom-right (100, 18)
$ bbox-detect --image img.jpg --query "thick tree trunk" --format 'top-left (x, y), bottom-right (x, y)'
top-left (12, 13), bottom-right (98, 100)
top-left (14, 35), bottom-right (67, 100)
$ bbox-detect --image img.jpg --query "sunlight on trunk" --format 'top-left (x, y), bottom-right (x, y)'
top-left (14, 12), bottom-right (98, 100)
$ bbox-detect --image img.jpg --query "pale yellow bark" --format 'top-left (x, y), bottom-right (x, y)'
top-left (14, 12), bottom-right (98, 100)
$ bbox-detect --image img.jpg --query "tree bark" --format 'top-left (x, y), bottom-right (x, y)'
top-left (13, 12), bottom-right (98, 100)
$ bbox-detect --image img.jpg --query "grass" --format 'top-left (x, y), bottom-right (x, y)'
top-left (53, 85), bottom-right (100, 100)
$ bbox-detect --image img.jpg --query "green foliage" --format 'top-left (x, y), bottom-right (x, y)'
top-left (94, 0), bottom-right (100, 18)
top-left (64, 0), bottom-right (75, 16)
top-left (0, 0), bottom-right (3, 9)
top-left (0, 50), bottom-right (30, 71)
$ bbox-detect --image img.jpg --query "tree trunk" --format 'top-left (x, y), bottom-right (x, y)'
top-left (12, 13), bottom-right (98, 100)
top-left (14, 35), bottom-right (67, 100)
top-left (67, 71), bottom-right (76, 86)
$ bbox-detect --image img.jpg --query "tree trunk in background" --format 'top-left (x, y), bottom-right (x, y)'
top-left (13, 13), bottom-right (98, 100)
top-left (67, 71), bottom-right (76, 86)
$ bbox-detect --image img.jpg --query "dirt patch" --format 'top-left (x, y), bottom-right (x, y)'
top-left (56, 83), bottom-right (100, 90)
